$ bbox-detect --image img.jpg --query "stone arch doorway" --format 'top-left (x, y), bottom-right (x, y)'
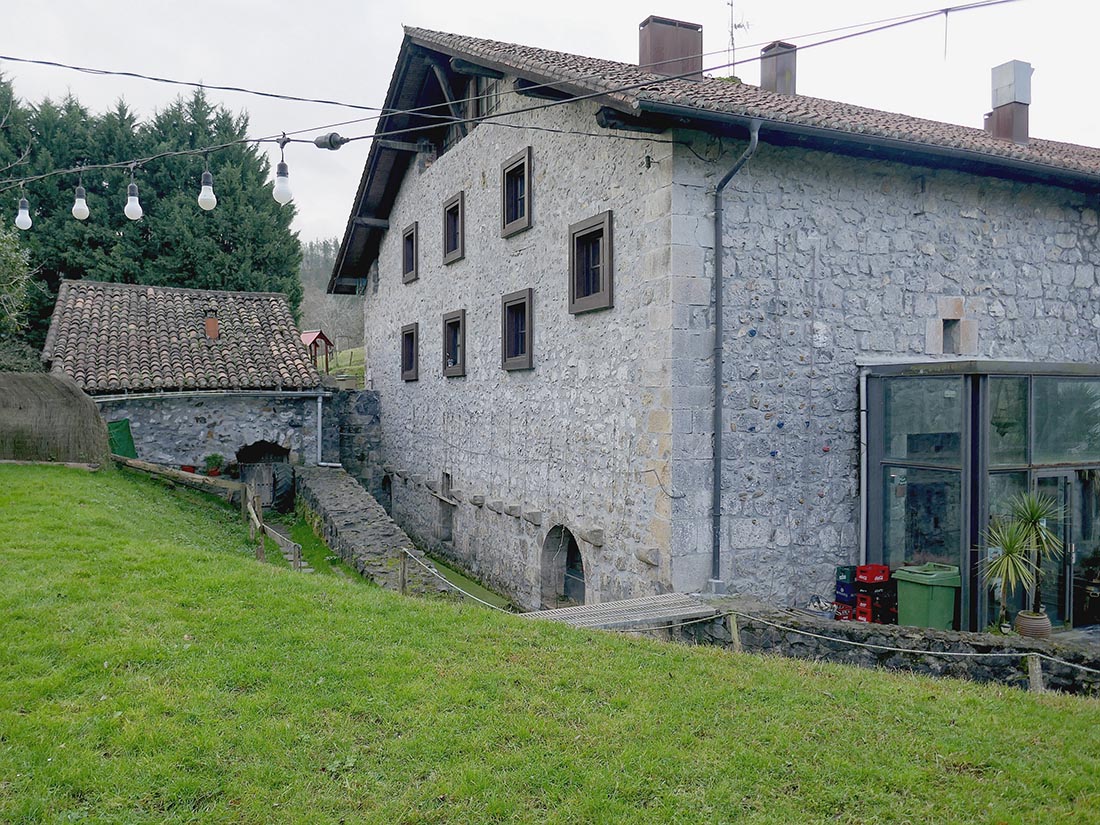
top-left (540, 525), bottom-right (585, 608)
top-left (236, 440), bottom-right (291, 510)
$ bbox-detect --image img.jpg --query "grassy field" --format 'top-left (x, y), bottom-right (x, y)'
top-left (2, 465), bottom-right (1099, 824)
top-left (330, 346), bottom-right (364, 384)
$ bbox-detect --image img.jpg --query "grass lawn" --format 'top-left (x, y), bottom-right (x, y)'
top-left (331, 346), bottom-right (364, 385)
top-left (1, 465), bottom-right (1098, 824)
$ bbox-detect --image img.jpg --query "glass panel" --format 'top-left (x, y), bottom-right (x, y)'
top-left (882, 466), bottom-right (961, 570)
top-left (507, 303), bottom-right (526, 357)
top-left (446, 207), bottom-right (460, 254)
top-left (988, 377), bottom-right (1027, 466)
top-left (883, 377), bottom-right (963, 465)
top-left (1033, 377), bottom-right (1100, 464)
top-left (1073, 468), bottom-right (1100, 626)
top-left (988, 471), bottom-right (1028, 519)
top-left (446, 321), bottom-right (460, 367)
top-left (1035, 475), bottom-right (1070, 626)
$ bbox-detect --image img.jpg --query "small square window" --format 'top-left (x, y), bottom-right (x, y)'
top-left (443, 191), bottom-right (464, 264)
top-left (443, 309), bottom-right (466, 377)
top-left (401, 322), bottom-right (419, 381)
top-left (402, 222), bottom-right (418, 283)
top-left (501, 147), bottom-right (531, 237)
top-left (501, 288), bottom-right (533, 371)
top-left (569, 211), bottom-right (613, 314)
top-left (402, 223), bottom-right (418, 282)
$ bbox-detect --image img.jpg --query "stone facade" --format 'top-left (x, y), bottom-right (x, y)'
top-left (357, 77), bottom-right (1100, 611)
top-left (97, 393), bottom-right (322, 467)
top-left (669, 134), bottom-right (1100, 605)
top-left (362, 86), bottom-right (678, 611)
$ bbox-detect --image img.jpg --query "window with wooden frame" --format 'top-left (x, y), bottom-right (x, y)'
top-left (400, 322), bottom-right (419, 381)
top-left (568, 210), bottom-right (613, 314)
top-left (402, 222), bottom-right (418, 283)
top-left (501, 147), bottom-right (531, 237)
top-left (442, 191), bottom-right (465, 264)
top-left (442, 309), bottom-right (466, 377)
top-left (501, 288), bottom-right (533, 371)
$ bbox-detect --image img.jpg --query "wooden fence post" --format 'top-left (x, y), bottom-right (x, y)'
top-left (254, 494), bottom-right (266, 562)
top-left (399, 552), bottom-right (407, 595)
top-left (1027, 653), bottom-right (1045, 693)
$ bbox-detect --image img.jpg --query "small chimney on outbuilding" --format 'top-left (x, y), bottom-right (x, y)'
top-left (639, 16), bottom-right (703, 80)
top-left (204, 308), bottom-right (220, 341)
top-left (984, 59), bottom-right (1032, 144)
top-left (760, 42), bottom-right (796, 95)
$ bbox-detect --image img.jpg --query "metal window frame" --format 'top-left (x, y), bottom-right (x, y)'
top-left (402, 222), bottom-right (418, 283)
top-left (568, 210), bottom-right (613, 314)
top-left (400, 322), bottom-right (419, 382)
top-left (442, 309), bottom-right (466, 378)
top-left (501, 146), bottom-right (532, 238)
top-left (442, 191), bottom-right (465, 264)
top-left (501, 288), bottom-right (533, 371)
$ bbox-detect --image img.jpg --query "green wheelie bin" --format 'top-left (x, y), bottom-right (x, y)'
top-left (893, 563), bottom-right (961, 630)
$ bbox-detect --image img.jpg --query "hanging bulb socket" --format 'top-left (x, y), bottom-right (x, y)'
top-left (15, 197), bottom-right (32, 230)
top-left (72, 185), bottom-right (90, 221)
top-left (197, 170), bottom-right (217, 211)
top-left (272, 160), bottom-right (292, 206)
top-left (124, 181), bottom-right (143, 221)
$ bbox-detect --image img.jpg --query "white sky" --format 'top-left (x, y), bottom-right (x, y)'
top-left (2, 0), bottom-right (1095, 242)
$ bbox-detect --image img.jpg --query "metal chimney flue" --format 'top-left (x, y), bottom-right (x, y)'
top-left (760, 42), bottom-right (796, 95)
top-left (639, 16), bottom-right (703, 79)
top-left (985, 60), bottom-right (1032, 144)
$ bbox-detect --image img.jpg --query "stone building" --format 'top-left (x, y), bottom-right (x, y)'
top-left (42, 280), bottom-right (326, 480)
top-left (329, 18), bottom-right (1100, 629)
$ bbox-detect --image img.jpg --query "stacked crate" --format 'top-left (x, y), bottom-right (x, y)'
top-left (836, 565), bottom-right (897, 623)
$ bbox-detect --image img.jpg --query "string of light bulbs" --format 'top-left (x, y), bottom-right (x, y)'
top-left (4, 0), bottom-right (1016, 230)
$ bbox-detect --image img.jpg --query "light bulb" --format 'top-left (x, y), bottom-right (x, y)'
top-left (124, 182), bottom-right (143, 221)
top-left (72, 185), bottom-right (90, 220)
top-left (14, 197), bottom-right (31, 230)
top-left (272, 161), bottom-right (292, 205)
top-left (197, 170), bottom-right (217, 211)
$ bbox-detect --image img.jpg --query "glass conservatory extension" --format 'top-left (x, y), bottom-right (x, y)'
top-left (865, 362), bottom-right (1100, 632)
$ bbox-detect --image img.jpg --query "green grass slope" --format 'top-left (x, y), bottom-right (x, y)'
top-left (1, 465), bottom-right (1098, 824)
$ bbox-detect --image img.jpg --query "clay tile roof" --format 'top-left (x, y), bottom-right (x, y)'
top-left (42, 280), bottom-right (322, 394)
top-left (404, 26), bottom-right (1100, 180)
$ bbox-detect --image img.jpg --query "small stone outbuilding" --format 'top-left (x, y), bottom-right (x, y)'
top-left (42, 280), bottom-right (326, 474)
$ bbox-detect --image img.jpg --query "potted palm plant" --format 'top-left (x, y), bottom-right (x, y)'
top-left (980, 517), bottom-right (1035, 633)
top-left (982, 493), bottom-right (1063, 638)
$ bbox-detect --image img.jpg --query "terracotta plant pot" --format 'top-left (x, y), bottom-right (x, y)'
top-left (180, 465), bottom-right (196, 474)
top-left (1014, 610), bottom-right (1052, 639)
top-left (207, 468), bottom-right (221, 477)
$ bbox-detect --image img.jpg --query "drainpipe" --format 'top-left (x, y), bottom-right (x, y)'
top-left (710, 121), bottom-right (760, 589)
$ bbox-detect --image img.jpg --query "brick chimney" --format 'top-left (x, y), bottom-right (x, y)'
top-left (204, 309), bottom-right (220, 341)
top-left (639, 16), bottom-right (703, 79)
top-left (984, 60), bottom-right (1032, 144)
top-left (760, 41), bottom-right (796, 95)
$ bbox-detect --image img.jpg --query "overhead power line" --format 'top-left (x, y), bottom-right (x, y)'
top-left (0, 0), bottom-right (1017, 198)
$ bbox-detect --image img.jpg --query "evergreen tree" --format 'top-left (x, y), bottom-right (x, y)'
top-left (1, 83), bottom-right (301, 347)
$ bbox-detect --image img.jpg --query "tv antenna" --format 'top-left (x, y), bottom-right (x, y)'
top-left (727, 1), bottom-right (752, 78)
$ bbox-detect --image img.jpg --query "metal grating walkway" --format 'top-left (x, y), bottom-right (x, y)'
top-left (525, 593), bottom-right (718, 630)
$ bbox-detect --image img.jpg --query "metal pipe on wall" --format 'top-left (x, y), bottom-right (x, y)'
top-left (710, 121), bottom-right (761, 590)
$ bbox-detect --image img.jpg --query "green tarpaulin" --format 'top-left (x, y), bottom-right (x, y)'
top-left (107, 419), bottom-right (137, 458)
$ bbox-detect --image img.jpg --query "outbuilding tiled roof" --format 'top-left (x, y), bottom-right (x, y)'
top-left (42, 280), bottom-right (321, 394)
top-left (405, 26), bottom-right (1100, 180)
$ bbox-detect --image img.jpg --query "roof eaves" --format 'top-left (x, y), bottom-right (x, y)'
top-left (638, 99), bottom-right (1100, 192)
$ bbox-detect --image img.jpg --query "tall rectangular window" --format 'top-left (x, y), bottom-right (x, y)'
top-left (442, 309), bottom-right (466, 377)
top-left (568, 211), bottom-right (613, 313)
top-left (501, 288), bottom-right (533, 371)
top-left (402, 222), bottom-right (418, 283)
top-left (501, 147), bottom-right (531, 237)
top-left (400, 322), bottom-right (418, 382)
top-left (443, 191), bottom-right (464, 264)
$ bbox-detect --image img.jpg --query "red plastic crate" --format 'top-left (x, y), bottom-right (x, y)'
top-left (856, 593), bottom-right (873, 610)
top-left (855, 606), bottom-right (873, 623)
top-left (833, 602), bottom-right (854, 621)
top-left (856, 564), bottom-right (890, 583)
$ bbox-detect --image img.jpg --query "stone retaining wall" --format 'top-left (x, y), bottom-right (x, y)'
top-left (681, 598), bottom-right (1100, 696)
top-left (294, 465), bottom-right (448, 597)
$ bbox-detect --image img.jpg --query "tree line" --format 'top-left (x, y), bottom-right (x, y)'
top-left (0, 76), bottom-right (303, 361)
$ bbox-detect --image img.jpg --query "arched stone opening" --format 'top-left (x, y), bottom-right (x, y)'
top-left (236, 440), bottom-right (291, 510)
top-left (540, 525), bottom-right (585, 608)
